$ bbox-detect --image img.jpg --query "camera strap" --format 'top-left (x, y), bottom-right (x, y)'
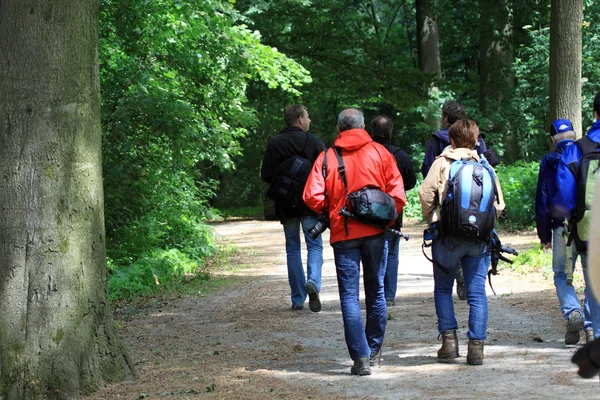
top-left (322, 148), bottom-right (329, 212)
top-left (332, 146), bottom-right (350, 235)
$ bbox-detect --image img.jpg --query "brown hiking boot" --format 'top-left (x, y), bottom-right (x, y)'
top-left (467, 339), bottom-right (484, 365)
top-left (586, 329), bottom-right (595, 343)
top-left (565, 311), bottom-right (584, 345)
top-left (437, 329), bottom-right (459, 361)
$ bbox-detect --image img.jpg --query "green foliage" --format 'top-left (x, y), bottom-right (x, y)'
top-left (510, 244), bottom-right (553, 277)
top-left (495, 161), bottom-right (539, 230)
top-left (100, 0), bottom-right (310, 295)
top-left (108, 248), bottom-right (208, 300)
top-left (403, 178), bottom-right (425, 221)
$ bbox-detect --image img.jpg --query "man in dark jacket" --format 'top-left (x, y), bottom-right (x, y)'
top-left (535, 119), bottom-right (592, 344)
top-left (261, 105), bottom-right (326, 312)
top-left (421, 100), bottom-right (487, 300)
top-left (555, 92), bottom-right (600, 342)
top-left (371, 115), bottom-right (416, 306)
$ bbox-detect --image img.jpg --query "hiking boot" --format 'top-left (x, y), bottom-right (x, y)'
top-left (350, 358), bottom-right (371, 376)
top-left (565, 311), bottom-right (584, 345)
top-left (456, 280), bottom-right (467, 301)
top-left (456, 267), bottom-right (467, 301)
top-left (369, 350), bottom-right (380, 367)
top-left (437, 329), bottom-right (459, 361)
top-left (467, 339), bottom-right (484, 365)
top-left (291, 303), bottom-right (304, 311)
top-left (586, 329), bottom-right (595, 343)
top-left (305, 281), bottom-right (321, 312)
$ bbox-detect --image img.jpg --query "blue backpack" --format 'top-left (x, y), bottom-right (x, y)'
top-left (441, 158), bottom-right (498, 240)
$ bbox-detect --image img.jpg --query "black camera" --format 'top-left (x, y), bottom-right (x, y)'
top-left (423, 223), bottom-right (439, 241)
top-left (309, 213), bottom-right (330, 239)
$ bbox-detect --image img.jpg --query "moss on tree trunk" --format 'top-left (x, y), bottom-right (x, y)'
top-left (0, 1), bottom-right (135, 398)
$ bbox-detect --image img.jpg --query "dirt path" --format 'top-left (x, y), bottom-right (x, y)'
top-left (86, 220), bottom-right (599, 399)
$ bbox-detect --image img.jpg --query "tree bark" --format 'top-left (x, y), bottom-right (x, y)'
top-left (416, 0), bottom-right (441, 77)
top-left (0, 1), bottom-right (135, 398)
top-left (550, 0), bottom-right (583, 139)
top-left (478, 0), bottom-right (517, 161)
top-left (416, 0), bottom-right (442, 132)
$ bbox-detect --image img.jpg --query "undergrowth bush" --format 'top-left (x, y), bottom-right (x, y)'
top-left (108, 247), bottom-right (213, 301)
top-left (509, 244), bottom-right (553, 277)
top-left (494, 161), bottom-right (539, 230)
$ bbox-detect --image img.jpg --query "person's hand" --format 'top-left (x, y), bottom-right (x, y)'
top-left (542, 242), bottom-right (552, 250)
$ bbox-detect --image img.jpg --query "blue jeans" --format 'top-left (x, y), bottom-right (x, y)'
top-left (581, 253), bottom-right (600, 339)
top-left (552, 227), bottom-right (592, 330)
top-left (332, 233), bottom-right (388, 360)
top-left (432, 236), bottom-right (490, 340)
top-left (384, 232), bottom-right (400, 302)
top-left (282, 214), bottom-right (323, 306)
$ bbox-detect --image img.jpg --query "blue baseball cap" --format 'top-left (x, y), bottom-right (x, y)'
top-left (550, 119), bottom-right (574, 136)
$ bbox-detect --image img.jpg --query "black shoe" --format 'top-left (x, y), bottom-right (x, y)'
top-left (369, 350), bottom-right (380, 366)
top-left (386, 299), bottom-right (396, 307)
top-left (305, 281), bottom-right (321, 312)
top-left (351, 358), bottom-right (371, 376)
top-left (291, 303), bottom-right (304, 311)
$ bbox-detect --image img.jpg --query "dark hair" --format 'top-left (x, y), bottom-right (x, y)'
top-left (594, 92), bottom-right (600, 115)
top-left (442, 101), bottom-right (467, 125)
top-left (284, 104), bottom-right (307, 126)
top-left (338, 108), bottom-right (364, 132)
top-left (449, 119), bottom-right (479, 149)
top-left (371, 115), bottom-right (393, 139)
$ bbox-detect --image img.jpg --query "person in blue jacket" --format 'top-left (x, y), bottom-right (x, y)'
top-left (536, 119), bottom-right (593, 344)
top-left (554, 92), bottom-right (600, 342)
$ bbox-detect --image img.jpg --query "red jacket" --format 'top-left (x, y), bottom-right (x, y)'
top-left (303, 128), bottom-right (406, 244)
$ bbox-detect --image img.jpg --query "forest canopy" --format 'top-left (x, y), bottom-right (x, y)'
top-left (99, 0), bottom-right (600, 299)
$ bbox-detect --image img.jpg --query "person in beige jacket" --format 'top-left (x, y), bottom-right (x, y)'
top-left (419, 119), bottom-right (505, 366)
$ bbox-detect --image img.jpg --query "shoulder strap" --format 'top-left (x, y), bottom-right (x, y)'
top-left (576, 136), bottom-right (600, 155)
top-left (300, 134), bottom-right (310, 158)
top-left (322, 149), bottom-right (329, 210)
top-left (333, 146), bottom-right (348, 193)
top-left (333, 146), bottom-right (350, 235)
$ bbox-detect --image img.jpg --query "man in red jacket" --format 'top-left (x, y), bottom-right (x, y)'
top-left (303, 108), bottom-right (406, 376)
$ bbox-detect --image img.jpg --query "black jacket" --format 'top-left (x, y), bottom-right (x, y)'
top-left (261, 126), bottom-right (325, 221)
top-left (373, 137), bottom-right (416, 227)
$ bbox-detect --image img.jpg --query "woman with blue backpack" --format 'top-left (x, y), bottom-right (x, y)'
top-left (419, 119), bottom-right (505, 365)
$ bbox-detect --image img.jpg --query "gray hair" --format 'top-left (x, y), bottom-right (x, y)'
top-left (337, 108), bottom-right (364, 132)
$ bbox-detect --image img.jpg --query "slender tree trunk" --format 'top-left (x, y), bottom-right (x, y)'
top-left (0, 1), bottom-right (135, 398)
top-left (478, 0), bottom-right (517, 161)
top-left (416, 0), bottom-right (442, 132)
top-left (416, 0), bottom-right (441, 77)
top-left (550, 0), bottom-right (583, 139)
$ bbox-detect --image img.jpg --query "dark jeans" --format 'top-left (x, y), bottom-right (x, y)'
top-left (332, 233), bottom-right (388, 360)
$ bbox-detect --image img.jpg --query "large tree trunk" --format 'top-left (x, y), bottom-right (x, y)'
top-left (416, 0), bottom-right (441, 77)
top-left (0, 1), bottom-right (135, 398)
top-left (478, 0), bottom-right (517, 161)
top-left (550, 0), bottom-right (583, 139)
top-left (416, 0), bottom-right (442, 132)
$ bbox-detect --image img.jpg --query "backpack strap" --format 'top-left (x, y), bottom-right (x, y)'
top-left (322, 149), bottom-right (329, 210)
top-left (333, 146), bottom-right (350, 236)
top-left (300, 134), bottom-right (311, 159)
